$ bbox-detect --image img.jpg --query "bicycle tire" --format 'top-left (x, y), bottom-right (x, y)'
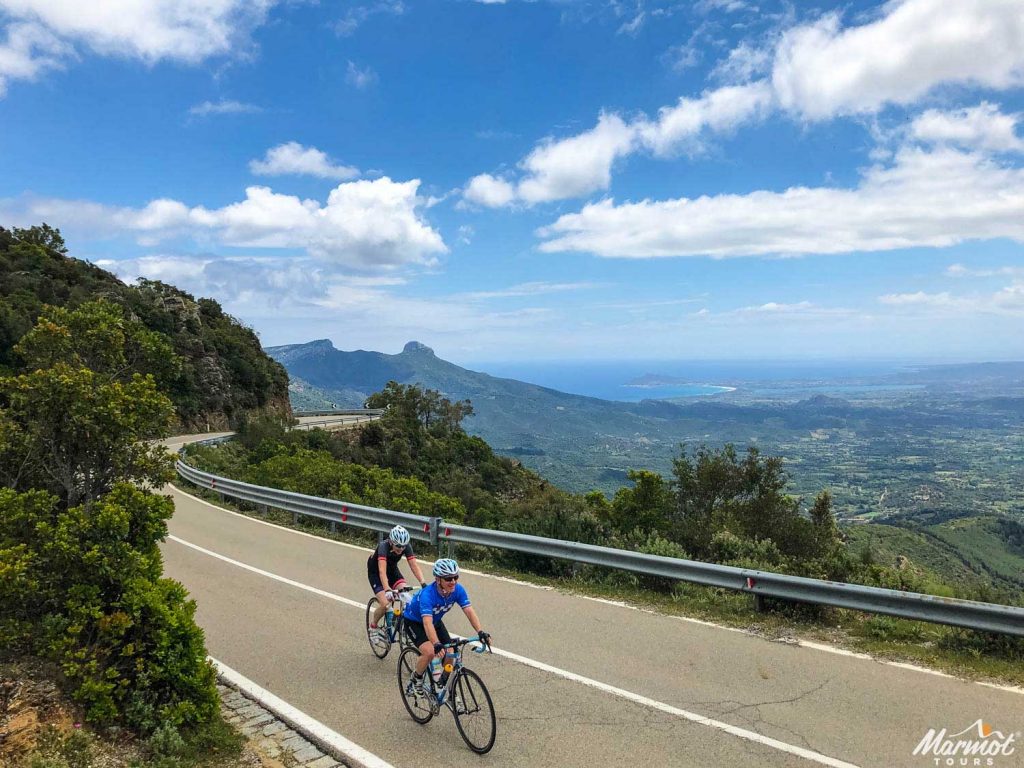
top-left (365, 598), bottom-right (390, 659)
top-left (450, 667), bottom-right (496, 754)
top-left (397, 647), bottom-right (433, 724)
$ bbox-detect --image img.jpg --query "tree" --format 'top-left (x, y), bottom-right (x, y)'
top-left (672, 444), bottom-right (817, 560)
top-left (606, 469), bottom-right (673, 535)
top-left (11, 223), bottom-right (67, 254)
top-left (0, 301), bottom-right (175, 507)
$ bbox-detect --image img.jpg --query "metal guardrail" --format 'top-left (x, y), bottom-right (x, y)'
top-left (294, 409), bottom-right (386, 418)
top-left (176, 432), bottom-right (1024, 637)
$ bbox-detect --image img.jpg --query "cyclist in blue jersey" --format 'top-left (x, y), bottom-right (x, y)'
top-left (403, 558), bottom-right (490, 697)
top-left (367, 525), bottom-right (427, 633)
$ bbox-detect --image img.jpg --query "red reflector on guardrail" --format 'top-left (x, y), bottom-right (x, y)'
top-left (423, 523), bottom-right (430, 532)
top-left (746, 577), bottom-right (756, 589)
top-left (445, 527), bottom-right (451, 537)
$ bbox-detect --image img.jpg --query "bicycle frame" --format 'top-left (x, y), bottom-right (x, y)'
top-left (430, 636), bottom-right (489, 712)
top-left (383, 587), bottom-right (415, 645)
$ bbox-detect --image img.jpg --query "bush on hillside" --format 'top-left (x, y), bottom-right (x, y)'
top-left (0, 302), bottom-right (219, 736)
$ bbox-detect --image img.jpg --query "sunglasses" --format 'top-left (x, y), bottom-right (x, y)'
top-left (440, 576), bottom-right (459, 583)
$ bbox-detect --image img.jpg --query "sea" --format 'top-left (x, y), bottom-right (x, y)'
top-left (467, 359), bottom-right (923, 403)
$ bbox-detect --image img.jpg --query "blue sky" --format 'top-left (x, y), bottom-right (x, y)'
top-left (1, 0), bottom-right (1023, 364)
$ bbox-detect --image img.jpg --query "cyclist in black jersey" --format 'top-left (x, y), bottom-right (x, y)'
top-left (367, 525), bottom-right (426, 632)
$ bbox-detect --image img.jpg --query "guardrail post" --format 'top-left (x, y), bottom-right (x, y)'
top-left (330, 521), bottom-right (337, 533)
top-left (258, 504), bottom-right (267, 515)
top-left (292, 512), bottom-right (299, 525)
top-left (753, 594), bottom-right (766, 613)
top-left (429, 517), bottom-right (442, 548)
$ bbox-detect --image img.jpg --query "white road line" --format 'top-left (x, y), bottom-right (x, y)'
top-left (213, 657), bottom-right (394, 768)
top-left (168, 534), bottom-right (860, 768)
top-left (169, 484), bottom-right (1024, 696)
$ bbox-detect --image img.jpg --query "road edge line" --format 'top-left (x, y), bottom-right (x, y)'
top-left (211, 656), bottom-right (395, 768)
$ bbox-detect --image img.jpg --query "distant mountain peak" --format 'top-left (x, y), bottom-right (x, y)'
top-left (403, 341), bottom-right (434, 355)
top-left (309, 338), bottom-right (336, 349)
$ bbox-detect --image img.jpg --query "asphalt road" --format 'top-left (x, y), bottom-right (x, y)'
top-left (160, 441), bottom-right (1024, 768)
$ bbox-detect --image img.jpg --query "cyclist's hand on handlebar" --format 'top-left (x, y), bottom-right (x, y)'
top-left (477, 630), bottom-right (491, 645)
top-left (433, 642), bottom-right (445, 655)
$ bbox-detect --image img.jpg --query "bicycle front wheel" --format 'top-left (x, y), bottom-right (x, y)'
top-left (365, 598), bottom-right (390, 659)
top-left (397, 647), bottom-right (433, 724)
top-left (451, 668), bottom-right (496, 754)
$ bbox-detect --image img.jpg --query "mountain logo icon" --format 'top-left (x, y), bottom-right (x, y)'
top-left (913, 719), bottom-right (1017, 761)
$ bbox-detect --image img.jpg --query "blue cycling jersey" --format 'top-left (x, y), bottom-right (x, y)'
top-left (405, 582), bottom-right (470, 623)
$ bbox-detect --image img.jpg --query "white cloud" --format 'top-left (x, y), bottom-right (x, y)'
top-left (333, 1), bottom-right (404, 37)
top-left (662, 41), bottom-right (702, 73)
top-left (0, 0), bottom-right (274, 93)
top-left (0, 22), bottom-right (71, 94)
top-left (946, 263), bottom-right (1024, 279)
top-left (772, 0), bottom-right (1024, 119)
top-left (459, 282), bottom-right (597, 300)
top-left (517, 113), bottom-right (636, 204)
top-left (710, 40), bottom-right (772, 83)
top-left (463, 0), bottom-right (1024, 206)
top-left (617, 12), bottom-right (645, 36)
top-left (346, 60), bottom-right (378, 89)
top-left (538, 144), bottom-right (1024, 258)
top-left (188, 99), bottom-right (262, 117)
top-left (462, 86), bottom-right (769, 207)
top-left (636, 82), bottom-right (773, 157)
top-left (879, 283), bottom-right (1024, 316)
top-left (4, 178), bottom-right (446, 269)
top-left (462, 174), bottom-right (517, 208)
top-left (911, 103), bottom-right (1024, 154)
top-left (249, 142), bottom-right (359, 180)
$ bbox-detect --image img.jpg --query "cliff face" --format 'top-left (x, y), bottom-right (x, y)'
top-left (0, 225), bottom-right (292, 432)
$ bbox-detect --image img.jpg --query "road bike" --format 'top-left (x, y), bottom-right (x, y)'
top-left (397, 635), bottom-right (496, 754)
top-left (365, 586), bottom-right (415, 659)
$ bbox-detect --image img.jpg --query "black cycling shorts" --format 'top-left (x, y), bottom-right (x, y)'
top-left (368, 563), bottom-right (406, 595)
top-left (405, 617), bottom-right (451, 648)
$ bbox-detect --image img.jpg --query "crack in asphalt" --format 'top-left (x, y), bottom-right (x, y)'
top-left (688, 677), bottom-right (835, 752)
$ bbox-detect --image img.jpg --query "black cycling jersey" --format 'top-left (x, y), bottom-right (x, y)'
top-left (366, 540), bottom-right (415, 572)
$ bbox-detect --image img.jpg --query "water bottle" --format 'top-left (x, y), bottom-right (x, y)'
top-left (383, 606), bottom-right (393, 629)
top-left (429, 657), bottom-right (443, 684)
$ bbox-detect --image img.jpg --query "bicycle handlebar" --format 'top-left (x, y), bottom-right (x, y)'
top-left (440, 635), bottom-right (492, 654)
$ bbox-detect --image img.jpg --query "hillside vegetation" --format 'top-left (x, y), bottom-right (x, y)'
top-left (187, 382), bottom-right (1024, 607)
top-left (1, 225), bottom-right (291, 431)
top-left (1, 299), bottom-right (238, 765)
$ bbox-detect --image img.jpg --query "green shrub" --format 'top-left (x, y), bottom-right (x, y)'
top-left (0, 485), bottom-right (218, 732)
top-left (937, 628), bottom-right (1024, 660)
top-left (858, 615), bottom-right (927, 643)
top-left (27, 725), bottom-right (95, 768)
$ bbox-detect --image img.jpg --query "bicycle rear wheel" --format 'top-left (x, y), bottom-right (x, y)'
top-left (397, 647), bottom-right (433, 724)
top-left (451, 667), bottom-right (496, 754)
top-left (365, 598), bottom-right (390, 659)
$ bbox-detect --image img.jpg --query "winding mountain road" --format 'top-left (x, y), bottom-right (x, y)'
top-left (161, 432), bottom-right (1024, 768)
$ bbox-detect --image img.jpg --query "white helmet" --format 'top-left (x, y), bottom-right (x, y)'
top-left (432, 558), bottom-right (460, 578)
top-left (389, 525), bottom-right (410, 546)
